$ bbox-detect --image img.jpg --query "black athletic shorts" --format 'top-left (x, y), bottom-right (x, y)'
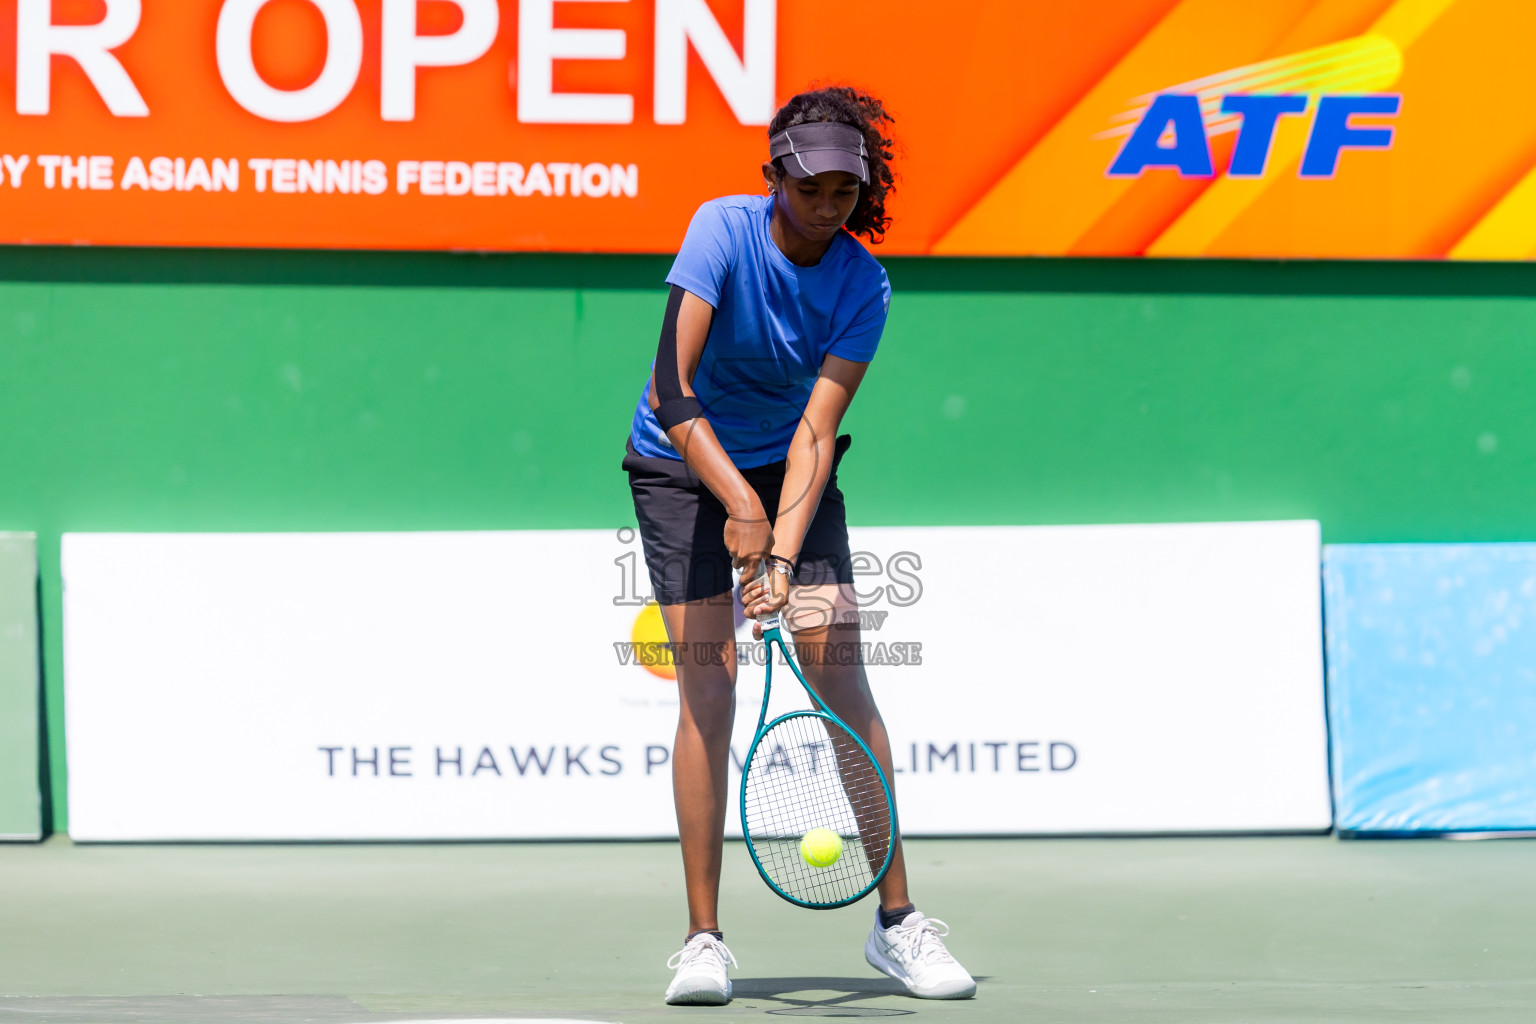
top-left (623, 434), bottom-right (854, 605)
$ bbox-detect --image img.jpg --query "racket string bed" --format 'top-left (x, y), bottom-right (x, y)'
top-left (742, 711), bottom-right (893, 905)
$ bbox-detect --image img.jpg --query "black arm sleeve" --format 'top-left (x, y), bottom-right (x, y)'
top-left (651, 284), bottom-right (704, 431)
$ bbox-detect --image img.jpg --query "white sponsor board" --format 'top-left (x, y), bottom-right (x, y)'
top-left (63, 522), bottom-right (1329, 840)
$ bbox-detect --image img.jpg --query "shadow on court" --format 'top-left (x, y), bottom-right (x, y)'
top-left (734, 975), bottom-right (994, 1016)
top-left (736, 978), bottom-right (911, 1017)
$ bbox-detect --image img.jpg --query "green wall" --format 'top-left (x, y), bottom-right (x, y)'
top-left (3, 249), bottom-right (1536, 833)
top-left (0, 533), bottom-right (40, 839)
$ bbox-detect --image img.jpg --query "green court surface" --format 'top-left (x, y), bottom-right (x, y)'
top-left (1, 835), bottom-right (1531, 1023)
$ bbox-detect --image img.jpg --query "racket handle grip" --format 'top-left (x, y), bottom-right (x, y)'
top-left (741, 560), bottom-right (781, 628)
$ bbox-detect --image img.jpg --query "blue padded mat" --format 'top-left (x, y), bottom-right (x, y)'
top-left (1325, 544), bottom-right (1536, 834)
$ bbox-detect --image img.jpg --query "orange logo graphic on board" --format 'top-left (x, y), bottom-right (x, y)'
top-left (630, 601), bottom-right (676, 681)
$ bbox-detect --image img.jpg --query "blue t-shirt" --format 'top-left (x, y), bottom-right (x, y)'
top-left (629, 194), bottom-right (890, 468)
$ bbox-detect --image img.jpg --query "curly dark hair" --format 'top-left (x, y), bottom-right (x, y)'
top-left (768, 86), bottom-right (896, 243)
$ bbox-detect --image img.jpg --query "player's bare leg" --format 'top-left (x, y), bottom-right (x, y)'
top-left (660, 596), bottom-right (738, 935)
top-left (786, 582), bottom-right (911, 911)
top-left (788, 585), bottom-right (975, 998)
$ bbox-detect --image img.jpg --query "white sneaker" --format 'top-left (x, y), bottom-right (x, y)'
top-left (664, 932), bottom-right (737, 1006)
top-left (865, 910), bottom-right (976, 999)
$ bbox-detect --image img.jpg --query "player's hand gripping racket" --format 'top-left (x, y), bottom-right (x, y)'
top-left (738, 562), bottom-right (898, 909)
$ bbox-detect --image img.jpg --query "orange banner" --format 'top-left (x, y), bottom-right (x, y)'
top-left (0, 0), bottom-right (1530, 257)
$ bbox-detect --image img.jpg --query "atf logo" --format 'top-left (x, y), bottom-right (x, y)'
top-left (1103, 36), bottom-right (1403, 179)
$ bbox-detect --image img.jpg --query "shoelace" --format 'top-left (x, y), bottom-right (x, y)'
top-left (897, 917), bottom-right (957, 965)
top-left (667, 934), bottom-right (739, 972)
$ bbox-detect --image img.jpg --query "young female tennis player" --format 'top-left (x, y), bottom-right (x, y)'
top-left (623, 87), bottom-right (976, 1006)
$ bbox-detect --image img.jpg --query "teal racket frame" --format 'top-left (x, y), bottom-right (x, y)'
top-left (739, 620), bottom-right (898, 910)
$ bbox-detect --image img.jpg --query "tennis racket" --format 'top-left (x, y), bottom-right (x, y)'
top-left (738, 563), bottom-right (898, 909)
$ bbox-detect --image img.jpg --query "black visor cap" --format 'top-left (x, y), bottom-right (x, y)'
top-left (768, 122), bottom-right (870, 184)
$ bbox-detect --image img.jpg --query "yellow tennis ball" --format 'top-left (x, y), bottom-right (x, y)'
top-left (800, 827), bottom-right (843, 868)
